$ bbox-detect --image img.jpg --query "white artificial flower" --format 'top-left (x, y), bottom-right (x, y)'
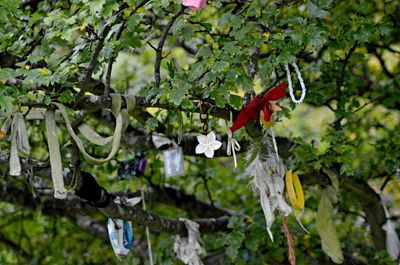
top-left (195, 131), bottom-right (222, 158)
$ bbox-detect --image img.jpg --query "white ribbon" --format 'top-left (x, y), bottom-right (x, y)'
top-left (285, 62), bottom-right (306, 104)
top-left (226, 112), bottom-right (241, 168)
top-left (379, 192), bottom-right (400, 261)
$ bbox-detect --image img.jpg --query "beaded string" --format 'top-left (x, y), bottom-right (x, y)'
top-left (285, 63), bottom-right (306, 104)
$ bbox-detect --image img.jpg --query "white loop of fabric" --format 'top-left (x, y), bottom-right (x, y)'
top-left (227, 129), bottom-right (241, 168)
top-left (285, 63), bottom-right (306, 104)
top-left (226, 111), bottom-right (241, 168)
top-left (174, 219), bottom-right (205, 265)
top-left (45, 109), bottom-right (67, 199)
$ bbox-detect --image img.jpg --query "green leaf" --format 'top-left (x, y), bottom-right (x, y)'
top-left (307, 1), bottom-right (330, 18)
top-left (0, 95), bottom-right (13, 112)
top-left (168, 82), bottom-right (191, 106)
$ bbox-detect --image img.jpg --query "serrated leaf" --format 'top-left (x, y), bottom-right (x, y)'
top-left (168, 83), bottom-right (191, 106)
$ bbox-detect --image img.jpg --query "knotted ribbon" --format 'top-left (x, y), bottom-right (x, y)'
top-left (230, 82), bottom-right (286, 133)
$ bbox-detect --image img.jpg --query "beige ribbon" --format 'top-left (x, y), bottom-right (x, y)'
top-left (45, 109), bottom-right (67, 199)
top-left (1, 112), bottom-right (30, 176)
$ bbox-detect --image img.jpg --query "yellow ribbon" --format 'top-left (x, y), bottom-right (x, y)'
top-left (285, 170), bottom-right (305, 210)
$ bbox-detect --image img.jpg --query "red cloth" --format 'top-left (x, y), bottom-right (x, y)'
top-left (230, 82), bottom-right (286, 133)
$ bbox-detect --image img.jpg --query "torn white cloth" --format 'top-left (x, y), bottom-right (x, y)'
top-left (152, 133), bottom-right (173, 149)
top-left (243, 134), bottom-right (291, 241)
top-left (0, 113), bottom-right (31, 176)
top-left (380, 193), bottom-right (400, 261)
top-left (174, 219), bottom-right (205, 265)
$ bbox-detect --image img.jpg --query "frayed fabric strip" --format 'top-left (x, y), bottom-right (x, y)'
top-left (7, 113), bottom-right (30, 176)
top-left (174, 219), bottom-right (205, 265)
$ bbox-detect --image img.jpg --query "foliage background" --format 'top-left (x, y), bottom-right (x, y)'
top-left (0, 0), bottom-right (399, 264)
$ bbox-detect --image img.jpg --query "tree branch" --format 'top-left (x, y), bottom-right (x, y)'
top-left (154, 6), bottom-right (185, 87)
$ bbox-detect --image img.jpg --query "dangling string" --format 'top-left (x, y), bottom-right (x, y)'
top-left (269, 127), bottom-right (279, 162)
top-left (141, 189), bottom-right (154, 265)
top-left (226, 112), bottom-right (241, 168)
top-left (285, 63), bottom-right (306, 104)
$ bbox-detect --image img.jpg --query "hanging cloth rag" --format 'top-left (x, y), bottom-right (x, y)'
top-left (174, 219), bottom-right (205, 265)
top-left (243, 133), bottom-right (291, 242)
top-left (42, 94), bottom-right (134, 199)
top-left (45, 109), bottom-right (68, 199)
top-left (379, 192), bottom-right (400, 261)
top-left (0, 112), bottom-right (31, 176)
top-left (107, 219), bottom-right (133, 259)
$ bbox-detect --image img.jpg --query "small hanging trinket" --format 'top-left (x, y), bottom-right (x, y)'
top-left (164, 145), bottom-right (185, 177)
top-left (285, 63), bottom-right (307, 104)
top-left (152, 134), bottom-right (186, 177)
top-left (118, 152), bottom-right (147, 180)
top-left (195, 108), bottom-right (221, 158)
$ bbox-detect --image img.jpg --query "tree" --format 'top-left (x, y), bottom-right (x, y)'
top-left (0, 0), bottom-right (399, 264)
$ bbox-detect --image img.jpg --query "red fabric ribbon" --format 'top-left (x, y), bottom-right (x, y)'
top-left (230, 82), bottom-right (286, 133)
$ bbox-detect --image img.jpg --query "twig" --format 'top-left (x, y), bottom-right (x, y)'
top-left (75, 25), bottom-right (112, 105)
top-left (154, 6), bottom-right (186, 88)
top-left (201, 175), bottom-right (214, 207)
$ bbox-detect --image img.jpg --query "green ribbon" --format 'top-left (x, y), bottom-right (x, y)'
top-left (316, 186), bottom-right (344, 264)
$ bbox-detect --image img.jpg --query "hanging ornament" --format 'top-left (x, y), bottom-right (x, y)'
top-left (118, 152), bottom-right (147, 180)
top-left (164, 145), bottom-right (185, 177)
top-left (226, 111), bottom-right (241, 168)
top-left (285, 63), bottom-right (306, 104)
top-left (174, 219), bottom-right (205, 265)
top-left (151, 134), bottom-right (186, 177)
top-left (195, 110), bottom-right (221, 158)
top-left (243, 133), bottom-right (291, 241)
top-left (182, 0), bottom-right (207, 10)
top-left (379, 192), bottom-right (400, 261)
top-left (230, 82), bottom-right (286, 133)
top-left (107, 219), bottom-right (133, 259)
top-left (195, 131), bottom-right (222, 158)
